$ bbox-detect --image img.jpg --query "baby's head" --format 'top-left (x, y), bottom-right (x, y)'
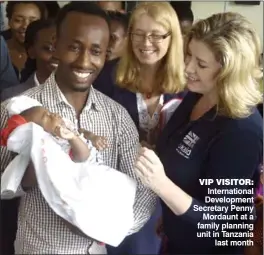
top-left (20, 106), bottom-right (64, 134)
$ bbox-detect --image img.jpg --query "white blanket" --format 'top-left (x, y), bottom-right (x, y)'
top-left (1, 122), bottom-right (136, 247)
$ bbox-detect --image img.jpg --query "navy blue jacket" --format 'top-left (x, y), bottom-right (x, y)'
top-left (112, 86), bottom-right (185, 129)
top-left (1, 73), bottom-right (36, 102)
top-left (94, 58), bottom-right (186, 129)
top-left (0, 36), bottom-right (19, 93)
top-left (156, 92), bottom-right (263, 254)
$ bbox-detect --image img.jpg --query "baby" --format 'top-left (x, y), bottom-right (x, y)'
top-left (1, 96), bottom-right (136, 247)
top-left (1, 96), bottom-right (107, 163)
top-left (17, 106), bottom-right (107, 162)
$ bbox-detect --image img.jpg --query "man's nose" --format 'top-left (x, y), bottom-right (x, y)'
top-left (76, 50), bottom-right (91, 69)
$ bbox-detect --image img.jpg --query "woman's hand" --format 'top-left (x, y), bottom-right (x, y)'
top-left (134, 147), bottom-right (168, 193)
top-left (135, 148), bottom-right (193, 216)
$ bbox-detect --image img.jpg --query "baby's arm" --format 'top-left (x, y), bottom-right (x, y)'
top-left (56, 127), bottom-right (90, 162)
top-left (79, 128), bottom-right (108, 151)
top-left (68, 135), bottom-right (91, 162)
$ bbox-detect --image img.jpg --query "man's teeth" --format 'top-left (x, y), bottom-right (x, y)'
top-left (73, 71), bottom-right (91, 78)
top-left (51, 63), bottom-right (58, 68)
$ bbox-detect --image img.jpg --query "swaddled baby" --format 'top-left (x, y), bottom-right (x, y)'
top-left (1, 97), bottom-right (107, 163)
top-left (0, 96), bottom-right (137, 247)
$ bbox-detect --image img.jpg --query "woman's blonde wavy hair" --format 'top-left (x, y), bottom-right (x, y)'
top-left (116, 1), bottom-right (185, 94)
top-left (185, 12), bottom-right (263, 118)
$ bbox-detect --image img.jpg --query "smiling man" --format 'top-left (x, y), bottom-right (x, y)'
top-left (0, 2), bottom-right (156, 254)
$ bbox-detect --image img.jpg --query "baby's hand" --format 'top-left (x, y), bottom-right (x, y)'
top-left (55, 126), bottom-right (76, 140)
top-left (90, 135), bottom-right (108, 151)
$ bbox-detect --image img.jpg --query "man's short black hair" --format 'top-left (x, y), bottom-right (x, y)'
top-left (107, 11), bottom-right (130, 33)
top-left (56, 1), bottom-right (110, 36)
top-left (6, 1), bottom-right (46, 20)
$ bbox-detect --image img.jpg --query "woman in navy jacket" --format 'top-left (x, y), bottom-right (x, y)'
top-left (134, 12), bottom-right (263, 254)
top-left (95, 2), bottom-right (186, 255)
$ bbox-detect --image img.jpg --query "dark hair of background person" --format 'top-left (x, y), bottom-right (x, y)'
top-left (44, 1), bottom-right (60, 19)
top-left (1, 1), bottom-right (47, 41)
top-left (6, 1), bottom-right (46, 20)
top-left (120, 1), bottom-right (126, 10)
top-left (56, 1), bottom-right (110, 36)
top-left (20, 19), bottom-right (55, 83)
top-left (107, 10), bottom-right (130, 33)
top-left (176, 7), bottom-right (194, 23)
top-left (170, 1), bottom-right (192, 11)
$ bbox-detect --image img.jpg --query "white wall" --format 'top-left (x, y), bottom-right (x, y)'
top-left (52, 1), bottom-right (264, 48)
top-left (2, 1), bottom-right (263, 48)
top-left (192, 1), bottom-right (263, 47)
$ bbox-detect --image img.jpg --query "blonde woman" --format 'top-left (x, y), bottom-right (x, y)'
top-left (103, 2), bottom-right (186, 255)
top-left (134, 12), bottom-right (263, 254)
top-left (113, 1), bottom-right (186, 146)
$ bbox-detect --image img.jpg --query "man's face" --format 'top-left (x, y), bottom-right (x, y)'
top-left (180, 20), bottom-right (193, 36)
top-left (107, 20), bottom-right (126, 61)
top-left (55, 12), bottom-right (110, 92)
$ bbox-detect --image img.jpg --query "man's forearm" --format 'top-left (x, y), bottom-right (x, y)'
top-left (62, 218), bottom-right (100, 243)
top-left (21, 161), bottom-right (37, 190)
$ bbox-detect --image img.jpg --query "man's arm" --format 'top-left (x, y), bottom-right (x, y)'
top-left (117, 107), bottom-right (157, 233)
top-left (0, 103), bottom-right (37, 191)
top-left (1, 103), bottom-right (13, 173)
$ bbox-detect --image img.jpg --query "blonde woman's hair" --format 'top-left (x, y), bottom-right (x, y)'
top-left (116, 1), bottom-right (185, 94)
top-left (184, 12), bottom-right (263, 118)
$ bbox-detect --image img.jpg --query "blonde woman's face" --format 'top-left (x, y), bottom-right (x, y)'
top-left (131, 14), bottom-right (171, 66)
top-left (185, 39), bottom-right (221, 95)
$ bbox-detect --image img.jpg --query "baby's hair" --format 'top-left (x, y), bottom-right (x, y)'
top-left (19, 106), bottom-right (43, 121)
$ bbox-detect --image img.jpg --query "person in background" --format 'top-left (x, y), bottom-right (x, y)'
top-left (0, 34), bottom-right (20, 255)
top-left (1, 2), bottom-right (156, 253)
top-left (0, 36), bottom-right (19, 93)
top-left (106, 11), bottom-right (129, 61)
top-left (44, 1), bottom-right (60, 20)
top-left (105, 2), bottom-right (186, 255)
top-left (134, 12), bottom-right (263, 254)
top-left (170, 3), bottom-right (194, 36)
top-left (0, 35), bottom-right (19, 255)
top-left (97, 1), bottom-right (126, 13)
top-left (176, 8), bottom-right (194, 36)
top-left (5, 1), bottom-right (46, 78)
top-left (0, 2), bottom-right (5, 31)
top-left (1, 19), bottom-right (58, 101)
